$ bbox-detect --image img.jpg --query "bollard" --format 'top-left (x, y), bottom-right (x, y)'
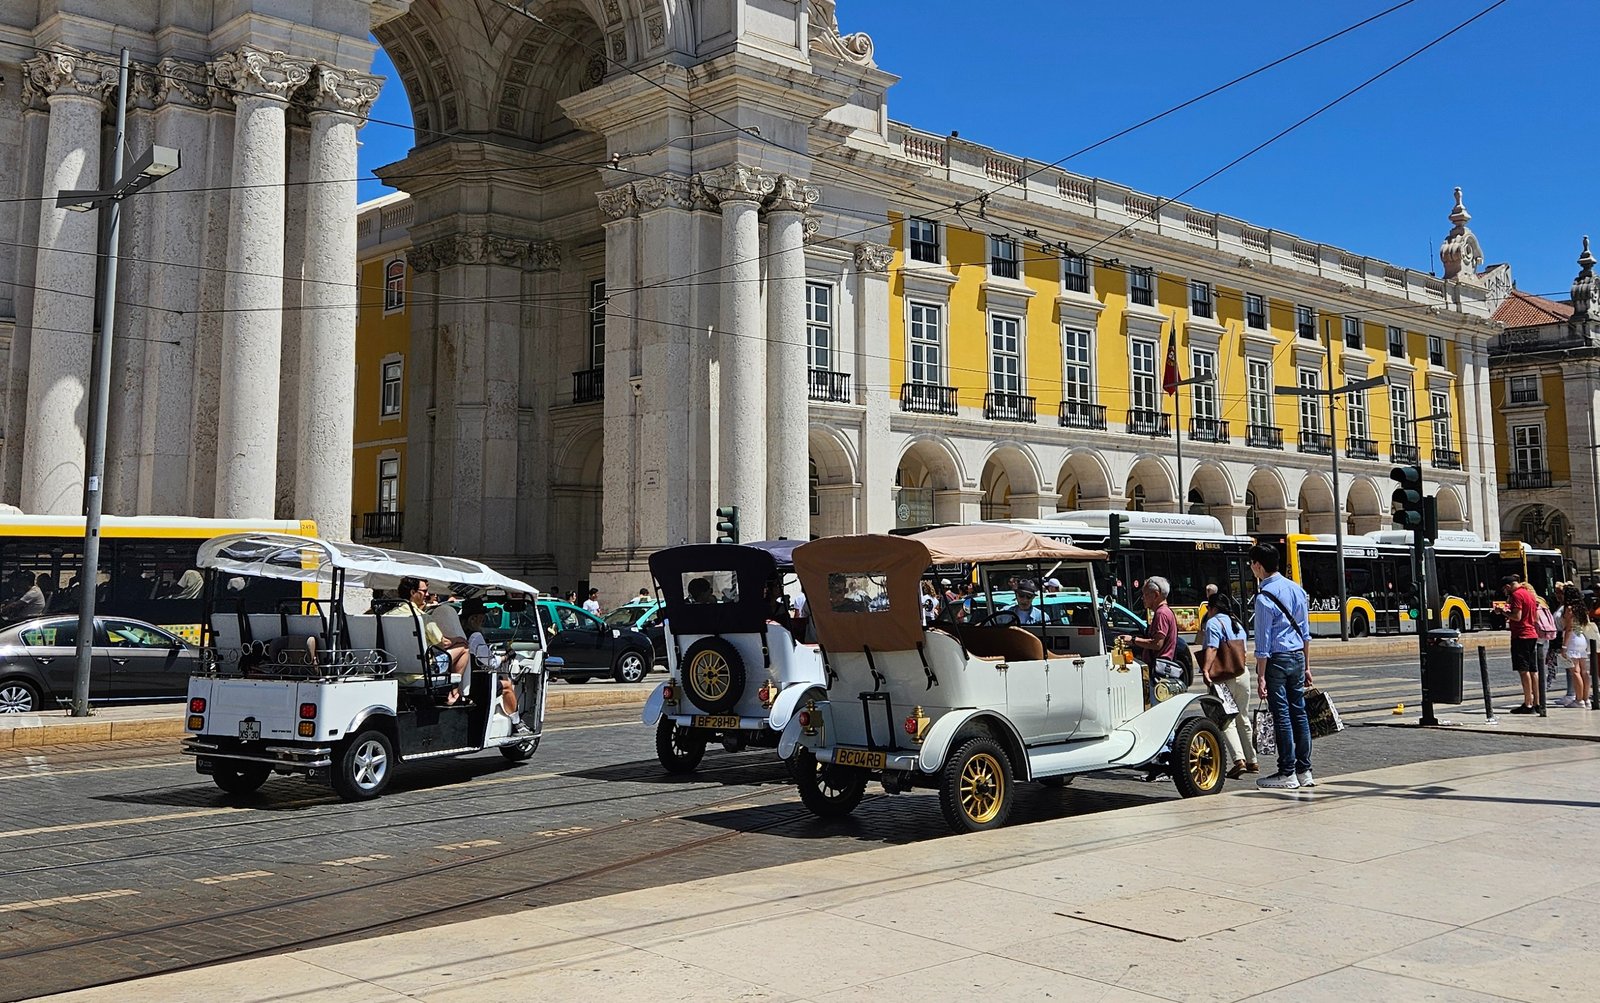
top-left (1591, 647), bottom-right (1599, 711)
top-left (1538, 642), bottom-right (1548, 717)
top-left (1478, 645), bottom-right (1497, 723)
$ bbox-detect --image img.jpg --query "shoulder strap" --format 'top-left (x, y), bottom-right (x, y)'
top-left (1260, 586), bottom-right (1309, 642)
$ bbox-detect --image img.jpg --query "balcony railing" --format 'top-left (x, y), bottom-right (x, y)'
top-left (1058, 400), bottom-right (1107, 431)
top-left (1432, 448), bottom-right (1462, 470)
top-left (1298, 430), bottom-right (1333, 455)
top-left (1391, 443), bottom-right (1420, 465)
top-left (1126, 409), bottom-right (1172, 438)
top-left (808, 368), bottom-right (852, 403)
top-left (900, 382), bottom-right (959, 416)
top-left (1347, 437), bottom-right (1379, 461)
top-left (984, 391), bottom-right (1037, 423)
top-left (1246, 424), bottom-right (1284, 450)
top-left (1509, 386), bottom-right (1541, 405)
top-left (573, 367), bottom-right (604, 404)
top-left (1188, 417), bottom-right (1230, 444)
top-left (362, 511), bottom-right (403, 542)
top-left (1508, 468), bottom-right (1552, 489)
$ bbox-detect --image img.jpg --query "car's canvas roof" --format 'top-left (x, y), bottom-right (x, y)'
top-left (909, 525), bottom-right (1106, 563)
top-left (196, 533), bottom-right (539, 597)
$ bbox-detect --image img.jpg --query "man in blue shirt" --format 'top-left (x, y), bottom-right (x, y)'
top-left (1249, 543), bottom-right (1315, 790)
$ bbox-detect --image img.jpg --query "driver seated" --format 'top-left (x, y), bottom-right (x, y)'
top-left (1012, 586), bottom-right (1045, 626)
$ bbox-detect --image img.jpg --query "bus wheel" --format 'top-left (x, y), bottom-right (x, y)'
top-left (1350, 611), bottom-right (1369, 638)
top-left (1448, 610), bottom-right (1466, 632)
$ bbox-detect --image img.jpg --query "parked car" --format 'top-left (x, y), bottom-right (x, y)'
top-left (0, 615), bottom-right (199, 713)
top-left (469, 598), bottom-right (655, 684)
top-left (604, 599), bottom-right (667, 663)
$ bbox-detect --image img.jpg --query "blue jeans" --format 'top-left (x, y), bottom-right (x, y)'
top-left (1265, 651), bottom-right (1312, 776)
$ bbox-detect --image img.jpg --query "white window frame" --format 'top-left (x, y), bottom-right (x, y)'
top-left (1295, 304), bottom-right (1316, 340)
top-left (989, 313), bottom-right (1024, 395)
top-left (588, 279), bottom-right (606, 371)
top-left (379, 355), bottom-right (403, 419)
top-left (1508, 374), bottom-right (1540, 404)
top-left (1348, 388), bottom-right (1369, 443)
top-left (805, 281), bottom-right (834, 371)
top-left (1344, 316), bottom-right (1363, 350)
top-left (1245, 292), bottom-right (1267, 330)
top-left (1062, 326), bottom-right (1093, 404)
top-left (1390, 384), bottom-right (1414, 446)
top-left (989, 235), bottom-right (1020, 281)
top-left (1512, 423), bottom-right (1545, 473)
top-left (1298, 368), bottom-right (1323, 434)
top-left (1247, 358), bottom-right (1272, 429)
top-left (908, 217), bottom-right (941, 265)
top-left (1129, 267), bottom-right (1156, 308)
top-left (1427, 334), bottom-right (1446, 367)
top-left (907, 300), bottom-right (945, 386)
top-left (1130, 338), bottom-right (1158, 413)
top-left (383, 259), bottom-right (405, 314)
top-left (1062, 252), bottom-right (1090, 294)
top-left (1189, 280), bottom-right (1214, 320)
top-left (1387, 325), bottom-right (1405, 358)
top-left (377, 455), bottom-right (400, 514)
top-left (1190, 348), bottom-right (1217, 421)
top-left (1430, 390), bottom-right (1452, 454)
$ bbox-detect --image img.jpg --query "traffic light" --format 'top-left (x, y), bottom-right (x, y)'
top-left (1421, 494), bottom-right (1439, 545)
top-left (714, 505), bottom-right (739, 544)
top-left (1389, 465), bottom-right (1424, 532)
top-left (1109, 513), bottom-right (1128, 552)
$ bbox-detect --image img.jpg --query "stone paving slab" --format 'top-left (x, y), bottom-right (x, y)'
top-left (42, 743), bottom-right (1600, 1003)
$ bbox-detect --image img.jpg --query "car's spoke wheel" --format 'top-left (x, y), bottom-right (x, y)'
top-left (655, 717), bottom-right (706, 773)
top-left (939, 735), bottom-right (1014, 833)
top-left (211, 762), bottom-right (271, 795)
top-left (333, 729), bottom-right (394, 801)
top-left (613, 650), bottom-right (648, 684)
top-left (1172, 717), bottom-right (1226, 798)
top-left (790, 748), bottom-right (868, 818)
top-left (0, 680), bottom-right (39, 714)
top-left (679, 637), bottom-right (745, 715)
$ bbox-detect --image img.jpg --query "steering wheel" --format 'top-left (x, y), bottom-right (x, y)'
top-left (970, 609), bottom-right (1021, 628)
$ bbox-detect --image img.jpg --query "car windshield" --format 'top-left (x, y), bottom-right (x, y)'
top-left (603, 605), bottom-right (647, 627)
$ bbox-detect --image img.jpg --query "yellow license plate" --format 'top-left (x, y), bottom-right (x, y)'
top-left (693, 715), bottom-right (741, 729)
top-left (833, 748), bottom-right (886, 769)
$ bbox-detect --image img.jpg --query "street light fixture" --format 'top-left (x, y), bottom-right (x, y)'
top-left (56, 49), bottom-right (182, 717)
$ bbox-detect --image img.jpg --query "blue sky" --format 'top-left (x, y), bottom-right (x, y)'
top-left (357, 0), bottom-right (1588, 299)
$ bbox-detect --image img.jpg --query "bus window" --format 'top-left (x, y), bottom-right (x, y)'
top-left (1300, 552), bottom-right (1338, 611)
top-left (1, 539), bottom-right (86, 616)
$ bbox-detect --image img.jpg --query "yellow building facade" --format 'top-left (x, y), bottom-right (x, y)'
top-left (351, 194), bottom-right (414, 545)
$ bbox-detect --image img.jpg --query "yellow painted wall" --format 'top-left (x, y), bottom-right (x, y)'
top-left (351, 253), bottom-right (410, 525)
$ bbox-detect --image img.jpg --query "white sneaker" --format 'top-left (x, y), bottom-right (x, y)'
top-left (1296, 770), bottom-right (1315, 788)
top-left (1257, 772), bottom-right (1300, 790)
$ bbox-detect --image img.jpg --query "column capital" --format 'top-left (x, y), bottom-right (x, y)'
top-left (407, 231), bottom-right (547, 272)
top-left (306, 64), bottom-right (382, 120)
top-left (696, 164), bottom-right (776, 207)
top-left (765, 174), bottom-right (820, 214)
top-left (525, 239), bottom-right (562, 272)
top-left (22, 46), bottom-right (117, 106)
top-left (853, 241), bottom-right (894, 273)
top-left (151, 57), bottom-right (210, 108)
top-left (209, 45), bottom-right (314, 105)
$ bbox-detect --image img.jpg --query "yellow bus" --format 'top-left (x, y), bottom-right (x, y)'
top-left (0, 515), bottom-right (317, 643)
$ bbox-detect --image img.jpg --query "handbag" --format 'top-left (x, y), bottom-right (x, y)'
top-left (1252, 706), bottom-right (1276, 757)
top-left (1304, 686), bottom-right (1345, 739)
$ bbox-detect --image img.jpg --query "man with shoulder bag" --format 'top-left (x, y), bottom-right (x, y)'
top-left (1199, 592), bottom-right (1257, 779)
top-left (1249, 543), bottom-right (1315, 790)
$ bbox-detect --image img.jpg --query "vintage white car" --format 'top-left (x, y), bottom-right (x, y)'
top-left (181, 533), bottom-right (548, 800)
top-left (641, 541), bottom-right (827, 773)
top-left (781, 526), bottom-right (1230, 833)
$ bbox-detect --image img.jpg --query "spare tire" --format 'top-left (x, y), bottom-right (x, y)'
top-left (679, 636), bottom-right (746, 715)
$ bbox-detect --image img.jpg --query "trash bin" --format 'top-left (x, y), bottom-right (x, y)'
top-left (1424, 628), bottom-right (1464, 704)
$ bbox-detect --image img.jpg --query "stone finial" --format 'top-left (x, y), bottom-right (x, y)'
top-left (1439, 185), bottom-right (1484, 283)
top-left (1572, 236), bottom-right (1598, 323)
top-left (808, 0), bottom-right (876, 66)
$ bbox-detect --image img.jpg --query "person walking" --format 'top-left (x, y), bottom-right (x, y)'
top-left (1249, 543), bottom-right (1314, 790)
top-left (1503, 575), bottom-right (1542, 714)
top-left (1199, 592), bottom-right (1257, 778)
top-left (1558, 583), bottom-right (1592, 708)
top-left (919, 580), bottom-right (941, 625)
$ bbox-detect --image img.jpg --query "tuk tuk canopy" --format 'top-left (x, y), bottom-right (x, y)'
top-left (910, 525), bottom-right (1106, 564)
top-left (196, 533), bottom-right (540, 598)
top-left (647, 543), bottom-right (779, 636)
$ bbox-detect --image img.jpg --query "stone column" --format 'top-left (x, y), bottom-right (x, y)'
top-left (852, 241), bottom-right (895, 532)
top-left (1471, 344), bottom-right (1500, 538)
top-left (1, 90), bottom-right (53, 506)
top-left (19, 48), bottom-right (114, 515)
top-left (764, 175), bottom-right (816, 541)
top-left (276, 118), bottom-right (309, 520)
top-left (295, 66), bottom-right (378, 540)
top-left (595, 185), bottom-right (641, 561)
top-left (210, 46), bottom-right (311, 519)
top-left (704, 165), bottom-right (773, 536)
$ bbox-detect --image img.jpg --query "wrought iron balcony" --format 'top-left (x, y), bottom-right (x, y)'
top-left (1298, 430), bottom-right (1333, 455)
top-left (1246, 424), bottom-right (1284, 450)
top-left (362, 511), bottom-right (403, 542)
top-left (808, 368), bottom-right (852, 403)
top-left (1347, 437), bottom-right (1379, 461)
top-left (1188, 417), bottom-right (1230, 444)
top-left (1126, 409), bottom-right (1172, 438)
top-left (1432, 448), bottom-right (1462, 470)
top-left (1390, 443), bottom-right (1420, 465)
top-left (572, 367), bottom-right (604, 404)
top-left (1058, 400), bottom-right (1107, 431)
top-left (1508, 468), bottom-right (1552, 489)
top-left (900, 382), bottom-right (959, 416)
top-left (984, 391), bottom-right (1037, 423)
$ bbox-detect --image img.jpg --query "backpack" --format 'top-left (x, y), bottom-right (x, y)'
top-left (1207, 614), bottom-right (1248, 681)
top-left (1534, 603), bottom-right (1558, 642)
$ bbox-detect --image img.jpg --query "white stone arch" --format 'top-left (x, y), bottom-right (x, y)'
top-left (1056, 449), bottom-right (1115, 512)
top-left (895, 435), bottom-right (964, 528)
top-left (1245, 467), bottom-right (1291, 535)
top-left (808, 423), bottom-right (858, 538)
top-left (1345, 477), bottom-right (1384, 536)
top-left (1435, 484), bottom-right (1467, 532)
top-left (1185, 461), bottom-right (1236, 518)
top-left (979, 442), bottom-right (1045, 519)
top-left (1126, 454), bottom-right (1178, 513)
top-left (1297, 471), bottom-right (1336, 536)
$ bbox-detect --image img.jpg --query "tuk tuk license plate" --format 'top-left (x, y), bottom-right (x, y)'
top-left (693, 715), bottom-right (741, 730)
top-left (238, 719), bottom-right (261, 741)
top-left (833, 748), bottom-right (886, 770)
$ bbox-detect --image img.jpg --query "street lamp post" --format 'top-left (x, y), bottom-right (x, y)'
top-left (56, 48), bottom-right (182, 717)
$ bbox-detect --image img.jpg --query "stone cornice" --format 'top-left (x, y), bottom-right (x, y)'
top-left (407, 232), bottom-right (561, 273)
top-left (209, 45), bottom-right (314, 105)
top-left (596, 174), bottom-right (719, 220)
top-left (22, 46), bottom-right (117, 106)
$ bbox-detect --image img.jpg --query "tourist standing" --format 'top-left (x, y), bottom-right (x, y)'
top-left (1249, 543), bottom-right (1314, 790)
top-left (1503, 575), bottom-right (1542, 714)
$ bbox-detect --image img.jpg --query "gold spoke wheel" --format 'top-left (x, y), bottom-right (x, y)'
top-left (689, 651), bottom-right (731, 701)
top-left (1187, 728), bottom-right (1221, 791)
top-left (959, 752), bottom-right (1006, 825)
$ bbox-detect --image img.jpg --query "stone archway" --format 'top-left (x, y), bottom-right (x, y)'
top-left (980, 443), bottom-right (1044, 520)
top-left (1436, 485), bottom-right (1467, 532)
top-left (1056, 449), bottom-right (1114, 513)
top-left (896, 437), bottom-right (963, 528)
top-left (1298, 472), bottom-right (1336, 536)
top-left (1346, 477), bottom-right (1383, 536)
top-left (1245, 468), bottom-right (1291, 535)
top-left (1126, 455), bottom-right (1177, 513)
top-left (550, 426), bottom-right (604, 590)
top-left (809, 424), bottom-right (858, 539)
top-left (1186, 462), bottom-right (1234, 520)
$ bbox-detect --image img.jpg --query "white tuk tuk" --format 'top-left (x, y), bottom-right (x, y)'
top-left (781, 526), bottom-right (1230, 832)
top-left (181, 533), bottom-right (547, 800)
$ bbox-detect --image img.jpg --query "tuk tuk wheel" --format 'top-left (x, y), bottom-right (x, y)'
top-left (499, 737), bottom-right (539, 762)
top-left (332, 729), bottom-right (394, 801)
top-left (211, 762), bottom-right (271, 795)
top-left (939, 736), bottom-right (1014, 833)
top-left (679, 637), bottom-right (746, 715)
top-left (790, 748), bottom-right (868, 819)
top-left (1172, 716), bottom-right (1226, 798)
top-left (655, 717), bottom-right (707, 773)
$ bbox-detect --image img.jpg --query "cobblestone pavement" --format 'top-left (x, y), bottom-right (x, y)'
top-left (0, 650), bottom-right (1567, 1002)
